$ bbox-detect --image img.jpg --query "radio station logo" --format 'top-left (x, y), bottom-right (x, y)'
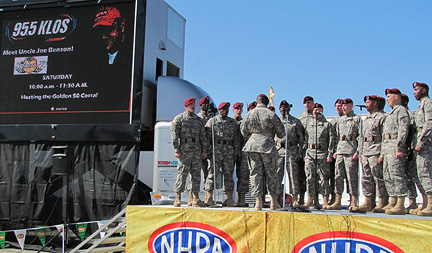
top-left (6, 14), bottom-right (77, 43)
top-left (14, 56), bottom-right (48, 75)
top-left (148, 222), bottom-right (237, 253)
top-left (293, 231), bottom-right (404, 253)
top-left (158, 160), bottom-right (178, 167)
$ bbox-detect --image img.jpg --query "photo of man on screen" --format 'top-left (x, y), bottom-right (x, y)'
top-left (93, 6), bottom-right (126, 65)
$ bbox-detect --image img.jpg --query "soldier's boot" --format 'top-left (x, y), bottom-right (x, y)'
top-left (371, 193), bottom-right (377, 209)
top-left (205, 191), bottom-right (214, 206)
top-left (322, 195), bottom-right (329, 209)
top-left (349, 195), bottom-right (359, 212)
top-left (299, 192), bottom-right (305, 205)
top-left (300, 194), bottom-right (315, 209)
top-left (410, 193), bottom-right (427, 215)
top-left (385, 197), bottom-right (406, 215)
top-left (359, 196), bottom-right (373, 212)
top-left (405, 198), bottom-right (418, 214)
top-left (255, 194), bottom-right (263, 210)
top-left (174, 193), bottom-right (181, 207)
top-left (372, 197), bottom-right (388, 213)
top-left (292, 194), bottom-right (300, 208)
top-left (326, 194), bottom-right (342, 210)
top-left (192, 192), bottom-right (206, 207)
top-left (329, 192), bottom-right (336, 205)
top-left (187, 191), bottom-right (193, 206)
top-left (383, 196), bottom-right (397, 211)
top-left (417, 194), bottom-right (432, 216)
top-left (222, 192), bottom-right (235, 207)
top-left (235, 192), bottom-right (248, 207)
top-left (270, 195), bottom-right (281, 210)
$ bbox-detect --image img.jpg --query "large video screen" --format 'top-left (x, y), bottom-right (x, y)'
top-left (0, 2), bottom-right (136, 124)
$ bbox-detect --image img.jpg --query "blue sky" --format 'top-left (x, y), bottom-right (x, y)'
top-left (165, 0), bottom-right (432, 117)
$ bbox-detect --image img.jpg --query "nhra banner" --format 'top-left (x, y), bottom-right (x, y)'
top-left (0, 2), bottom-right (136, 124)
top-left (127, 206), bottom-right (432, 252)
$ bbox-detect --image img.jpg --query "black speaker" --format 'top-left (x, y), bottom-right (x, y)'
top-left (52, 146), bottom-right (73, 175)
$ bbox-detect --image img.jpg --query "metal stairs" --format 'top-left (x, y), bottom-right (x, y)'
top-left (70, 208), bottom-right (126, 253)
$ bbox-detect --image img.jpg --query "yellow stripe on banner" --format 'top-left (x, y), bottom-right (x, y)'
top-left (127, 206), bottom-right (432, 252)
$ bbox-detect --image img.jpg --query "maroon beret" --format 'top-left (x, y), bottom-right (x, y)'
top-left (233, 102), bottom-right (243, 109)
top-left (378, 96), bottom-right (385, 102)
top-left (184, 97), bottom-right (196, 107)
top-left (401, 94), bottom-right (409, 103)
top-left (334, 99), bottom-right (343, 106)
top-left (313, 103), bottom-right (323, 109)
top-left (199, 96), bottom-right (210, 106)
top-left (218, 102), bottom-right (230, 110)
top-left (385, 88), bottom-right (401, 95)
top-left (364, 95), bottom-right (378, 103)
top-left (303, 96), bottom-right (314, 104)
top-left (268, 106), bottom-right (275, 111)
top-left (413, 82), bottom-right (429, 90)
top-left (342, 98), bottom-right (353, 104)
top-left (257, 94), bottom-right (268, 100)
top-left (247, 101), bottom-right (257, 110)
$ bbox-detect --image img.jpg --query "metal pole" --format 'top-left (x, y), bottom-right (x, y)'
top-left (283, 109), bottom-right (289, 210)
top-left (211, 117), bottom-right (218, 205)
top-left (314, 114), bottom-right (321, 210)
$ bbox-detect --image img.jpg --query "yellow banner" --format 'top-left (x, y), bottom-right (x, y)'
top-left (127, 206), bottom-right (432, 252)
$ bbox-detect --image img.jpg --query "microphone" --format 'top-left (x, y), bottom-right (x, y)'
top-left (355, 105), bottom-right (367, 108)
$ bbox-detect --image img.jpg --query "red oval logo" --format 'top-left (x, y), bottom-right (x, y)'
top-left (293, 231), bottom-right (404, 253)
top-left (148, 222), bottom-right (237, 253)
top-left (78, 227), bottom-right (86, 233)
top-left (17, 234), bottom-right (24, 239)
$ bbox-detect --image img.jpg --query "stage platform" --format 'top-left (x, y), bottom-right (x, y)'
top-left (127, 205), bottom-right (432, 252)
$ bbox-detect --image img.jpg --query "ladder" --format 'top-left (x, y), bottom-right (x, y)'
top-left (70, 208), bottom-right (126, 253)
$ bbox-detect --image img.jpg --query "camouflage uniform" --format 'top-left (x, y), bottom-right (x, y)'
top-left (334, 111), bottom-right (361, 196)
top-left (205, 115), bottom-right (240, 193)
top-left (171, 111), bottom-right (208, 193)
top-left (197, 111), bottom-right (212, 191)
top-left (406, 110), bottom-right (425, 198)
top-left (234, 116), bottom-right (250, 193)
top-left (297, 111), bottom-right (313, 196)
top-left (361, 111), bottom-right (388, 198)
top-left (330, 115), bottom-right (343, 196)
top-left (381, 105), bottom-right (410, 197)
top-left (275, 114), bottom-right (304, 195)
top-left (241, 104), bottom-right (285, 197)
top-left (415, 96), bottom-right (432, 194)
top-left (304, 116), bottom-right (336, 195)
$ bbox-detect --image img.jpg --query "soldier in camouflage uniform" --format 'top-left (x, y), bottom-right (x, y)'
top-left (329, 99), bottom-right (344, 204)
top-left (413, 82), bottom-right (432, 216)
top-left (275, 100), bottom-right (304, 208)
top-left (171, 97), bottom-right (208, 207)
top-left (232, 102), bottom-right (249, 207)
top-left (205, 102), bottom-right (240, 207)
top-left (401, 94), bottom-right (426, 213)
top-left (241, 94), bottom-right (285, 210)
top-left (327, 98), bottom-right (361, 211)
top-left (297, 96), bottom-right (315, 205)
top-left (196, 96), bottom-right (213, 205)
top-left (378, 88), bottom-right (410, 215)
top-left (359, 95), bottom-right (388, 213)
top-left (303, 103), bottom-right (336, 209)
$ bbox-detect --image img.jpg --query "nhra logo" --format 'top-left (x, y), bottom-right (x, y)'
top-left (37, 231), bottom-right (46, 237)
top-left (78, 226), bottom-right (86, 233)
top-left (158, 160), bottom-right (178, 167)
top-left (16, 234), bottom-right (25, 239)
top-left (148, 222), bottom-right (237, 253)
top-left (293, 231), bottom-right (404, 253)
